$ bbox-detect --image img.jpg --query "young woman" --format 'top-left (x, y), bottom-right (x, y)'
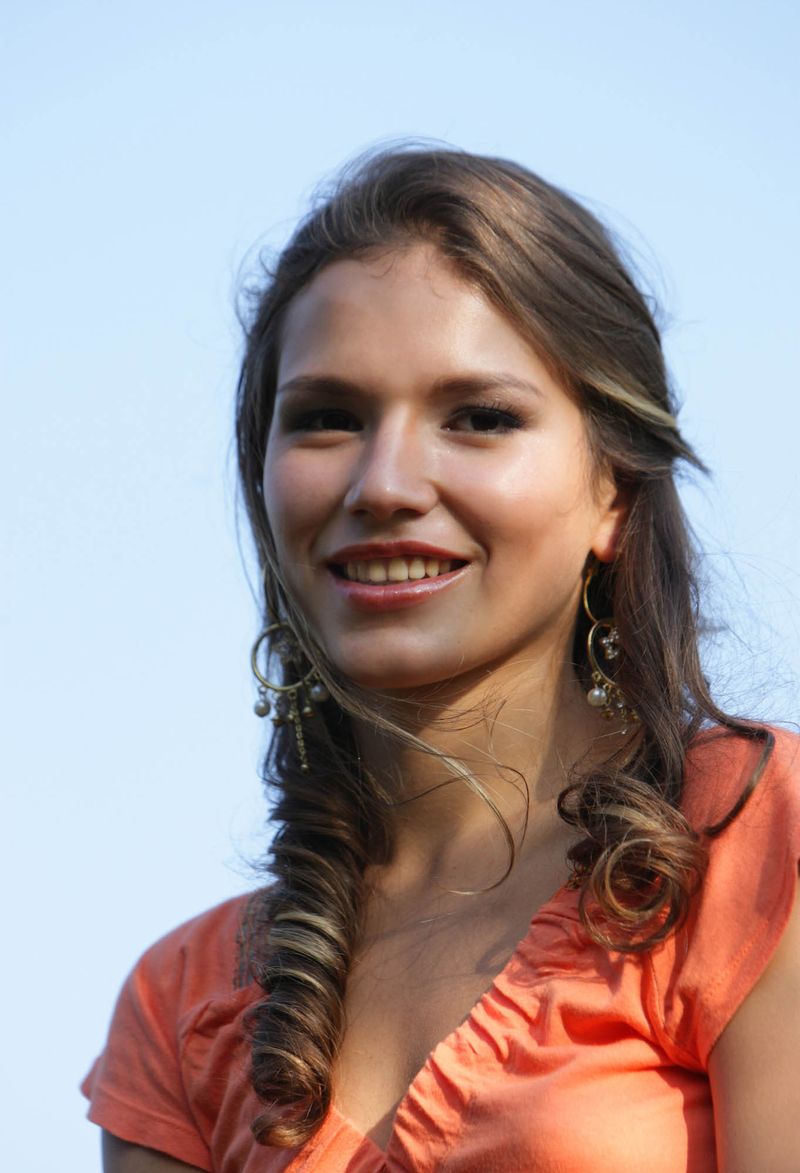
top-left (84, 148), bottom-right (800, 1172)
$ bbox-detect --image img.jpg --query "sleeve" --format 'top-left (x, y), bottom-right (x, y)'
top-left (651, 728), bottom-right (800, 1069)
top-left (81, 925), bottom-right (215, 1171)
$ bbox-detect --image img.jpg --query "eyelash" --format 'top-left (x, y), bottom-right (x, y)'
top-left (448, 400), bottom-right (525, 433)
top-left (285, 400), bottom-right (525, 435)
top-left (289, 407), bottom-right (360, 432)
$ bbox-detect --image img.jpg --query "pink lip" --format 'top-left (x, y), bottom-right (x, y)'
top-left (326, 540), bottom-right (468, 563)
top-left (328, 563), bottom-right (469, 613)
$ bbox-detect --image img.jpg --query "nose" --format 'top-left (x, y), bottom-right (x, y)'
top-left (343, 414), bottom-right (439, 521)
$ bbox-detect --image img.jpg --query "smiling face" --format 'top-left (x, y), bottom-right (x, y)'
top-left (263, 244), bottom-right (625, 692)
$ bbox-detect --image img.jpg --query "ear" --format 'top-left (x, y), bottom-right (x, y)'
top-left (590, 479), bottom-right (631, 563)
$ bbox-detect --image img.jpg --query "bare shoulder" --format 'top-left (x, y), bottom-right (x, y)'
top-left (102, 1132), bottom-right (207, 1173)
top-left (707, 875), bottom-right (800, 1173)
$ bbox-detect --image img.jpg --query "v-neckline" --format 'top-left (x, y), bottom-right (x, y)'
top-left (327, 880), bottom-right (578, 1159)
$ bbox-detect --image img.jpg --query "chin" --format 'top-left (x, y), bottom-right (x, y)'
top-left (328, 649), bottom-right (481, 696)
top-left (338, 663), bottom-right (454, 692)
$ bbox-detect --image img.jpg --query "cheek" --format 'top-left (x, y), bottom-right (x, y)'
top-left (262, 447), bottom-right (341, 554)
top-left (262, 449), bottom-right (303, 555)
top-left (457, 440), bottom-right (594, 544)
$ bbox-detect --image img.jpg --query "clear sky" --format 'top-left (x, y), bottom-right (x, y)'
top-left (2, 1), bottom-right (798, 1168)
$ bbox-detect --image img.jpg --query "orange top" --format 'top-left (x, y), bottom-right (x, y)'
top-left (83, 729), bottom-right (800, 1172)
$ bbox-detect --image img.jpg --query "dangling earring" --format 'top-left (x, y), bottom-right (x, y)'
top-left (250, 620), bottom-right (330, 772)
top-left (582, 565), bottom-right (638, 732)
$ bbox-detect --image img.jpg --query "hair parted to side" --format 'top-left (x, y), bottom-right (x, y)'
top-left (235, 145), bottom-right (773, 1149)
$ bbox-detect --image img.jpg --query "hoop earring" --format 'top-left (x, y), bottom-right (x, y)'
top-left (251, 620), bottom-right (330, 772)
top-left (582, 566), bottom-right (638, 732)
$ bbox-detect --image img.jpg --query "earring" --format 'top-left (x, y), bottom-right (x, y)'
top-left (582, 566), bottom-right (638, 732)
top-left (251, 620), bottom-right (330, 772)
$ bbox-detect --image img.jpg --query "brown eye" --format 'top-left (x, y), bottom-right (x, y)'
top-left (290, 408), bottom-right (362, 432)
top-left (448, 404), bottom-right (524, 433)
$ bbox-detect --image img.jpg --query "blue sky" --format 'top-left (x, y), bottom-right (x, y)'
top-left (3, 1), bottom-right (798, 1167)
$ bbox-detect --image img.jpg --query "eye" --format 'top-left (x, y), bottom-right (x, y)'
top-left (447, 402), bottom-right (525, 433)
top-left (286, 407), bottom-right (362, 433)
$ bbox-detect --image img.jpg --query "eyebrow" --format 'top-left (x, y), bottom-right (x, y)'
top-left (275, 372), bottom-right (546, 400)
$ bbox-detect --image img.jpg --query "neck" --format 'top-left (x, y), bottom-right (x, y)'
top-left (353, 647), bottom-right (608, 889)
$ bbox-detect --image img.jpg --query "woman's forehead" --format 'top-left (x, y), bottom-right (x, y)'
top-left (276, 244), bottom-right (557, 395)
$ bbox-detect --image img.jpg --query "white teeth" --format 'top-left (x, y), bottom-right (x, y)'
top-left (340, 556), bottom-right (461, 583)
top-left (387, 557), bottom-right (409, 582)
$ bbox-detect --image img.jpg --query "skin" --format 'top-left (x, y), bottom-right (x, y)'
top-left (264, 245), bottom-right (624, 695)
top-left (101, 1133), bottom-right (202, 1172)
top-left (103, 245), bottom-right (800, 1169)
top-left (707, 880), bottom-right (800, 1172)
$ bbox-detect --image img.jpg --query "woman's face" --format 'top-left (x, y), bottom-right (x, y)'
top-left (263, 244), bottom-right (625, 691)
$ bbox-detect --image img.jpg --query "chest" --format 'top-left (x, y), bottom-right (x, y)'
top-left (332, 869), bottom-right (564, 1149)
top-left (188, 889), bottom-right (718, 1171)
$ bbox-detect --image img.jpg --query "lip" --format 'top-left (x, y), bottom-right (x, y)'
top-left (327, 562), bottom-right (470, 613)
top-left (325, 540), bottom-right (468, 563)
top-left (328, 565), bottom-right (466, 614)
top-left (322, 541), bottom-right (472, 613)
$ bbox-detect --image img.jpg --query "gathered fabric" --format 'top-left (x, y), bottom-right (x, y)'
top-left (83, 729), bottom-right (800, 1172)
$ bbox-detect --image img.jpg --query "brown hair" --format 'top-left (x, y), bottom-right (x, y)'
top-left (234, 146), bottom-right (771, 1147)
